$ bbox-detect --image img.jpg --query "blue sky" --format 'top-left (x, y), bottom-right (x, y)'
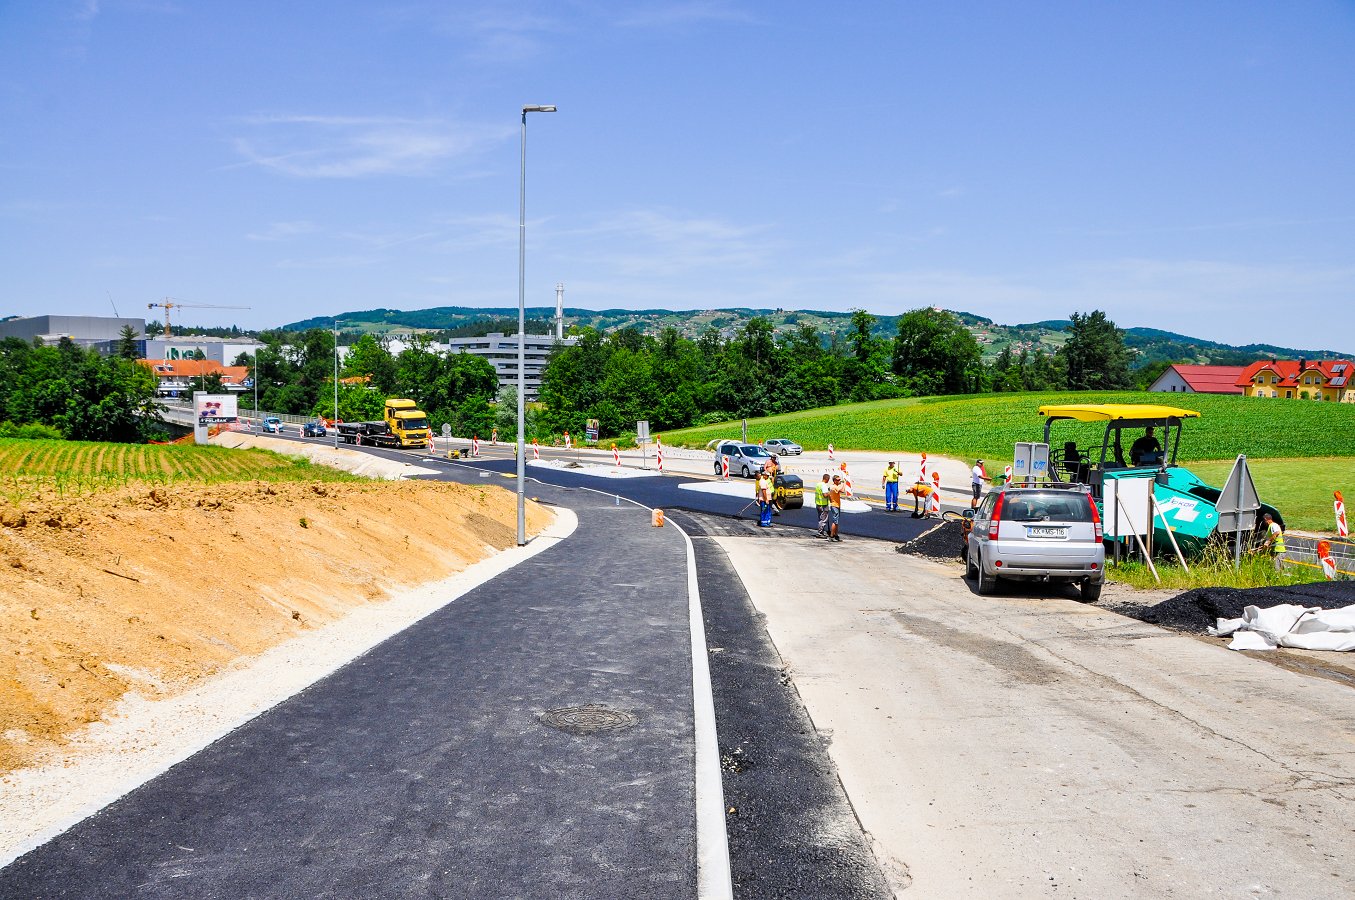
top-left (2, 1), bottom-right (1352, 351)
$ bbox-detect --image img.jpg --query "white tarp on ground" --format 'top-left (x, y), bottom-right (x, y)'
top-left (1210, 604), bottom-right (1355, 651)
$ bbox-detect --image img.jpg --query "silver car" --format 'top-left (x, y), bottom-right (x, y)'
top-left (714, 442), bottom-right (775, 478)
top-left (763, 438), bottom-right (803, 455)
top-left (966, 484), bottom-right (1105, 601)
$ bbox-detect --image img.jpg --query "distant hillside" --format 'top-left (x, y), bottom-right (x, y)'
top-left (280, 306), bottom-right (1350, 369)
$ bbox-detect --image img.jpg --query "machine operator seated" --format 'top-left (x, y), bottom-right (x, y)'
top-left (1130, 427), bottom-right (1163, 467)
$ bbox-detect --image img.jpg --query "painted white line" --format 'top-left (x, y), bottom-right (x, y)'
top-left (0, 509), bottom-right (579, 869)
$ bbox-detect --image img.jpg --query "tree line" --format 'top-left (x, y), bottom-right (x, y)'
top-left (0, 336), bottom-right (161, 442)
top-left (538, 308), bottom-right (1136, 439)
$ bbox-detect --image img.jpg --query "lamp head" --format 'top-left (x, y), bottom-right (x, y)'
top-left (522, 105), bottom-right (557, 113)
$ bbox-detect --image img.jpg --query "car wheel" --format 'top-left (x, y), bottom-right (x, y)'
top-left (714, 462), bottom-right (721, 475)
top-left (976, 553), bottom-right (998, 595)
top-left (1079, 578), bottom-right (1103, 603)
top-left (741, 465), bottom-right (751, 478)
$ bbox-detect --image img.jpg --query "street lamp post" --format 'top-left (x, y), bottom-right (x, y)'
top-left (333, 323), bottom-right (340, 449)
top-left (518, 104), bottom-right (556, 546)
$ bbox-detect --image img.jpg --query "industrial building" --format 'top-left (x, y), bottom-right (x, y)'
top-left (0, 315), bottom-right (147, 354)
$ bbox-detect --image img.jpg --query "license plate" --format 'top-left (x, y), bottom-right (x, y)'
top-left (1027, 526), bottom-right (1068, 538)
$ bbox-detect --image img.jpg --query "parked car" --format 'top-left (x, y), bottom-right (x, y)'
top-left (302, 421), bottom-right (327, 437)
top-left (262, 416), bottom-right (283, 434)
top-left (763, 438), bottom-right (803, 456)
top-left (965, 484), bottom-right (1105, 602)
top-left (713, 442), bottom-right (776, 478)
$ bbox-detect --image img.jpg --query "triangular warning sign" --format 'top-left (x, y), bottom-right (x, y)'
top-left (1215, 454), bottom-right (1261, 514)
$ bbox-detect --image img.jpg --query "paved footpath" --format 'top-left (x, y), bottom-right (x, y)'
top-left (0, 480), bottom-right (703, 899)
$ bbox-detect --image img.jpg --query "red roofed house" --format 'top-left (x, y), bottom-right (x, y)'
top-left (139, 359), bottom-right (250, 398)
top-left (1235, 359), bottom-right (1355, 402)
top-left (1148, 364), bottom-right (1246, 395)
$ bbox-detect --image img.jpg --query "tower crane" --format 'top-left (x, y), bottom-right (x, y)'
top-left (147, 299), bottom-right (251, 337)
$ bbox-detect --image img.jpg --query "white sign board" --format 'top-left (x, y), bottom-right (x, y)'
top-left (636, 420), bottom-right (650, 444)
top-left (1013, 443), bottom-right (1033, 481)
top-left (441, 423), bottom-right (452, 436)
top-left (1030, 443), bottom-right (1050, 480)
top-left (1105, 477), bottom-right (1152, 538)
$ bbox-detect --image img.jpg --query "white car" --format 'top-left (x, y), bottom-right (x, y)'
top-left (966, 484), bottom-right (1106, 602)
top-left (713, 442), bottom-right (776, 478)
top-left (763, 438), bottom-right (803, 455)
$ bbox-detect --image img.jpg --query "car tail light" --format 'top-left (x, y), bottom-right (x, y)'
top-left (1088, 493), bottom-right (1103, 542)
top-left (988, 492), bottom-right (1003, 540)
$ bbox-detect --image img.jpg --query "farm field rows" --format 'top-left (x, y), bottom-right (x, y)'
top-left (0, 438), bottom-right (361, 503)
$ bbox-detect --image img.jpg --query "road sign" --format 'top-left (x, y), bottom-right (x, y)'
top-left (1216, 454), bottom-right (1261, 532)
top-left (637, 420), bottom-right (650, 444)
top-left (586, 418), bottom-right (599, 444)
top-left (441, 423), bottom-right (452, 437)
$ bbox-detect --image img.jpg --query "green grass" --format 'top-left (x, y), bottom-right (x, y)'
top-left (663, 391), bottom-right (1355, 462)
top-left (1186, 457), bottom-right (1353, 534)
top-left (0, 438), bottom-right (363, 503)
top-left (1109, 541), bottom-right (1311, 590)
top-left (660, 391), bottom-right (1355, 534)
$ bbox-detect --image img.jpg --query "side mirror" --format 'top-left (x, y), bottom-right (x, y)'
top-left (962, 509), bottom-right (976, 520)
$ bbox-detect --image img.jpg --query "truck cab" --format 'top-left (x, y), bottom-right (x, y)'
top-left (383, 399), bottom-right (430, 448)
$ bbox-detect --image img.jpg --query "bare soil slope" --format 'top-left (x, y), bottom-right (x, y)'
top-left (0, 480), bottom-right (548, 773)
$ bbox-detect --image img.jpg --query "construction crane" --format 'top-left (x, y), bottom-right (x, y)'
top-left (147, 298), bottom-right (251, 337)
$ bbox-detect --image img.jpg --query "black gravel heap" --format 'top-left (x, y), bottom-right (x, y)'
top-left (895, 520), bottom-right (966, 560)
top-left (1123, 581), bottom-right (1355, 634)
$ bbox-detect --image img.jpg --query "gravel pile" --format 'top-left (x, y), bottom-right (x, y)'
top-left (1121, 581), bottom-right (1355, 634)
top-left (895, 520), bottom-right (966, 561)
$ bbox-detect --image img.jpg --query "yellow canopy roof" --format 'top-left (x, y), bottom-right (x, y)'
top-left (1038, 403), bottom-right (1201, 422)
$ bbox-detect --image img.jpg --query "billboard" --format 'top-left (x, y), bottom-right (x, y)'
top-left (195, 393), bottom-right (239, 425)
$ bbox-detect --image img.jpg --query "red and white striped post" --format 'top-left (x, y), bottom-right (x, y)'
top-left (613, 446), bottom-right (621, 467)
top-left (721, 456), bottom-right (729, 480)
top-left (532, 440), bottom-right (539, 460)
top-left (656, 436), bottom-right (664, 473)
top-left (1336, 491), bottom-right (1348, 538)
top-left (1318, 540), bottom-right (1337, 580)
top-left (471, 435), bottom-right (479, 457)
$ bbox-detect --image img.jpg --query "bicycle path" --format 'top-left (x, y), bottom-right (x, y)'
top-left (0, 480), bottom-right (707, 899)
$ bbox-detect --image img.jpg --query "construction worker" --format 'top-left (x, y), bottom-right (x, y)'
top-left (756, 468), bottom-right (774, 527)
top-left (881, 461), bottom-right (901, 512)
top-left (971, 459), bottom-right (987, 509)
top-left (1261, 512), bottom-right (1286, 572)
top-left (814, 472), bottom-right (831, 537)
top-left (828, 472), bottom-right (848, 541)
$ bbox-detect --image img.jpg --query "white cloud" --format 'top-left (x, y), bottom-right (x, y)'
top-left (229, 115), bottom-right (513, 179)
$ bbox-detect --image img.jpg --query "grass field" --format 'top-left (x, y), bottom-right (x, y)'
top-left (0, 438), bottom-right (361, 503)
top-left (663, 391), bottom-right (1355, 462)
top-left (662, 392), bottom-right (1354, 533)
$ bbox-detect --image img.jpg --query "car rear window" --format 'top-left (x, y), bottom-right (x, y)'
top-left (999, 491), bottom-right (1092, 523)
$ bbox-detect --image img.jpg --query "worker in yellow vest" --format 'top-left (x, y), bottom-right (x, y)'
top-left (881, 461), bottom-right (901, 512)
top-left (1261, 512), bottom-right (1286, 572)
top-left (814, 472), bottom-right (832, 537)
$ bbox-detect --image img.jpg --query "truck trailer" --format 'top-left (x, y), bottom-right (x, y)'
top-left (337, 398), bottom-right (431, 449)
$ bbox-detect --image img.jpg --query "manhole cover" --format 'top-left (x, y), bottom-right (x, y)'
top-left (540, 704), bottom-right (638, 735)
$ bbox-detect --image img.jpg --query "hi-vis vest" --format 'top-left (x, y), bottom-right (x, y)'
top-left (815, 480), bottom-right (829, 506)
top-left (1269, 521), bottom-right (1286, 554)
top-left (883, 465), bottom-right (900, 483)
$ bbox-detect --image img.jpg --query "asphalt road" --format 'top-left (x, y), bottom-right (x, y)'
top-left (1, 478), bottom-right (702, 899)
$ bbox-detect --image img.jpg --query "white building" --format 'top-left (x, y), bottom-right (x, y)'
top-left (143, 336), bottom-right (264, 364)
top-left (444, 332), bottom-right (576, 400)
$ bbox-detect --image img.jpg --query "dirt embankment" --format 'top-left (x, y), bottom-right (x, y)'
top-left (0, 480), bottom-right (549, 773)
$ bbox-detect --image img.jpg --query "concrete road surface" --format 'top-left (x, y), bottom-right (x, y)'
top-left (717, 532), bottom-right (1355, 898)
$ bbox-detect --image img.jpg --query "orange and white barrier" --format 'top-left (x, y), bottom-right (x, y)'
top-left (1318, 540), bottom-right (1337, 580)
top-left (721, 456), bottom-right (729, 480)
top-left (838, 462), bottom-right (852, 491)
top-left (471, 436), bottom-right (479, 457)
top-left (1003, 464), bottom-right (1013, 485)
top-left (918, 452), bottom-right (928, 483)
top-left (532, 440), bottom-right (539, 460)
top-left (656, 436), bottom-right (664, 472)
top-left (827, 443), bottom-right (835, 461)
top-left (564, 431), bottom-right (572, 450)
top-left (613, 446), bottom-right (621, 466)
top-left (1337, 491), bottom-right (1349, 538)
